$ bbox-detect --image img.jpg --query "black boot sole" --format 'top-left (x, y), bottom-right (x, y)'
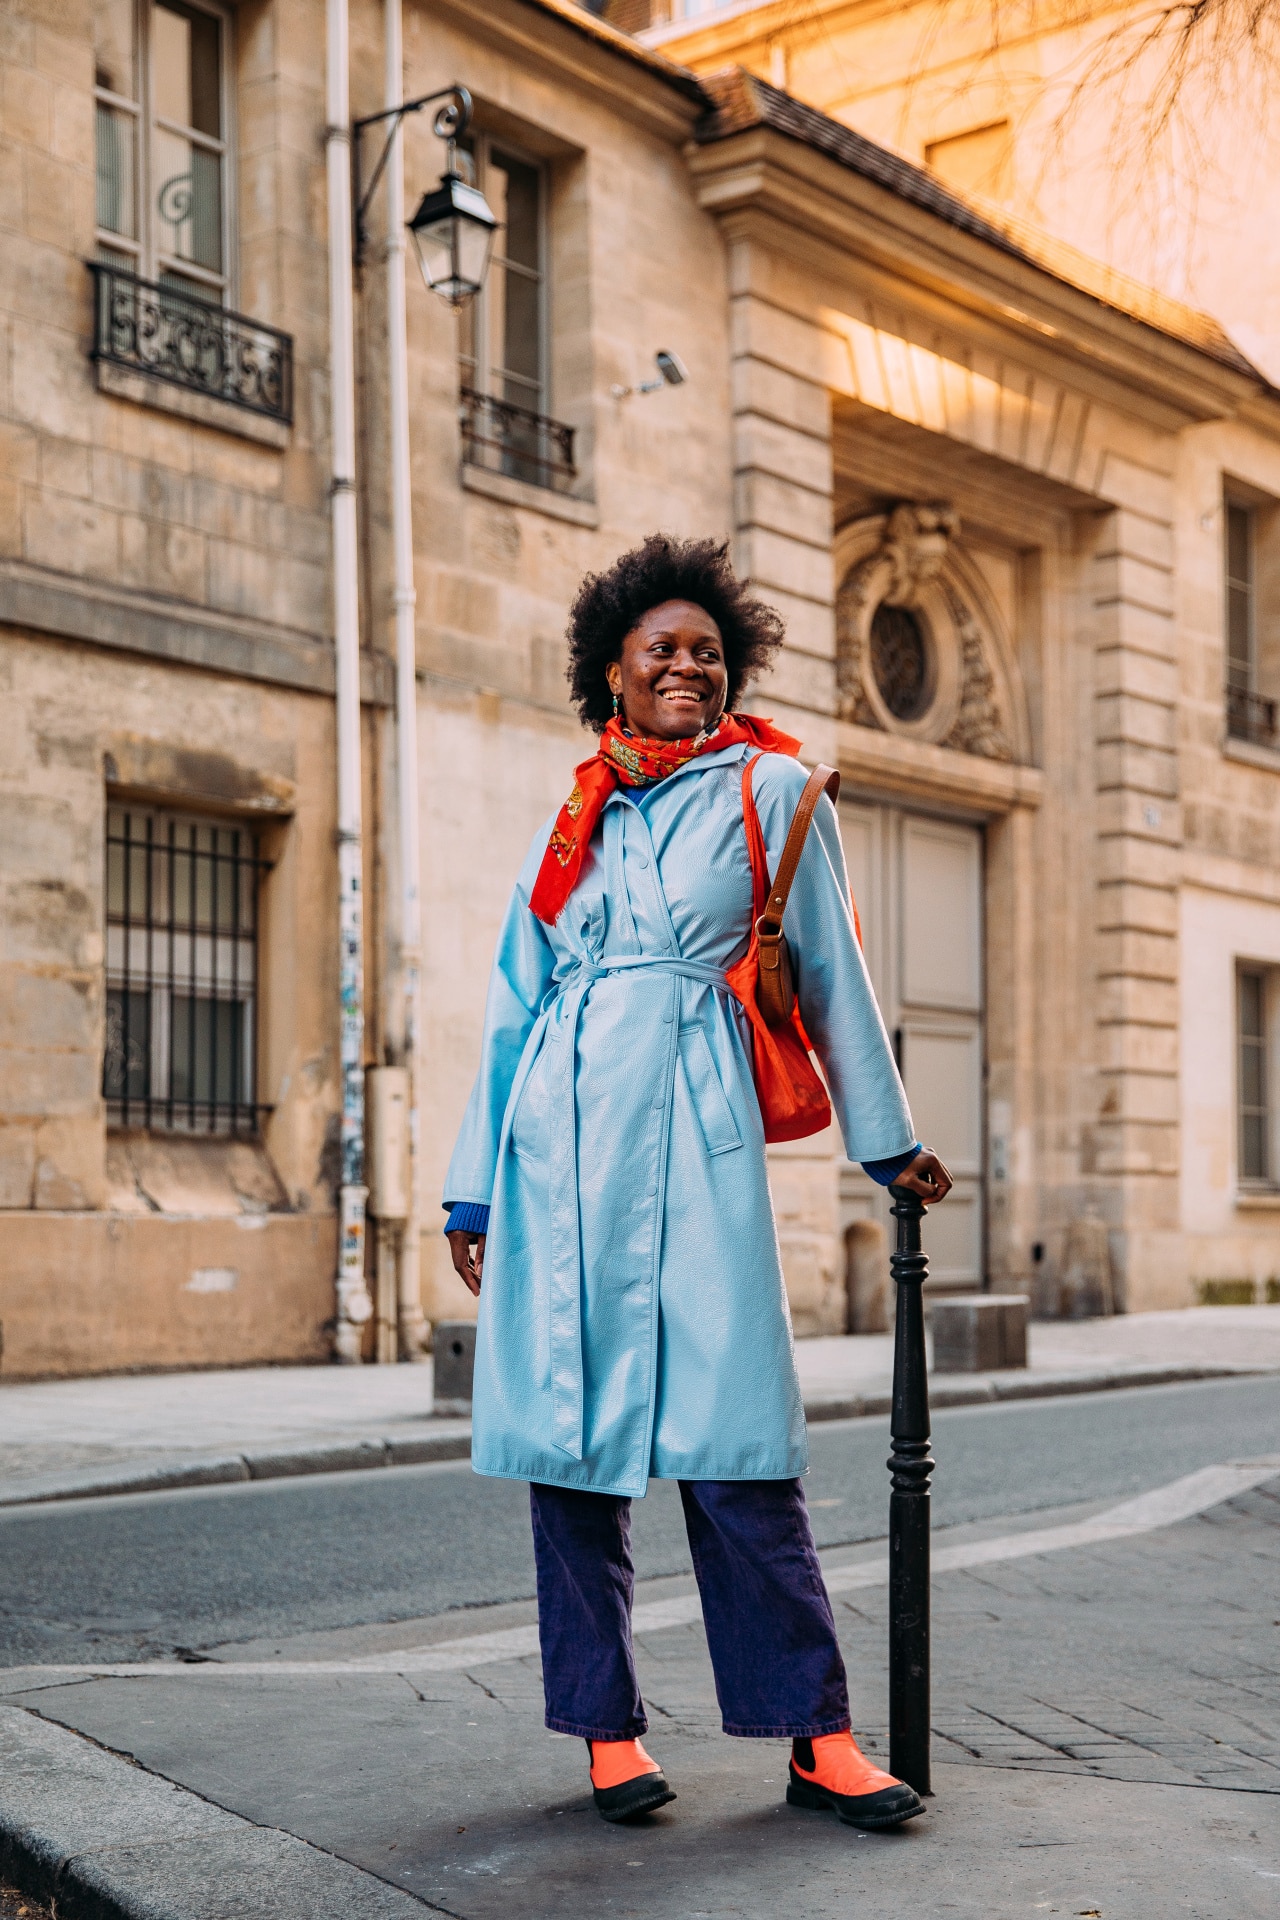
top-left (593, 1772), bottom-right (677, 1823)
top-left (786, 1769), bottom-right (924, 1830)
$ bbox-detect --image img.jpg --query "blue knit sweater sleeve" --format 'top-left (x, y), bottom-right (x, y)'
top-left (861, 1144), bottom-right (922, 1186)
top-left (443, 1200), bottom-right (490, 1237)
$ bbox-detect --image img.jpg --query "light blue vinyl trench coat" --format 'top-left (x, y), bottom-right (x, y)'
top-left (444, 742), bottom-right (916, 1497)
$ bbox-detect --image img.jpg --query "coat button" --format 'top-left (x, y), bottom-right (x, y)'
top-left (632, 852), bottom-right (650, 869)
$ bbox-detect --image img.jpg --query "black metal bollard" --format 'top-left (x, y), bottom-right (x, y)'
top-left (887, 1183), bottom-right (934, 1795)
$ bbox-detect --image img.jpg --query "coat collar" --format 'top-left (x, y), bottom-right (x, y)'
top-left (603, 739), bottom-right (751, 809)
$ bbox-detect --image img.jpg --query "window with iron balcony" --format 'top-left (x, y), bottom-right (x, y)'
top-left (90, 0), bottom-right (292, 427)
top-left (457, 133), bottom-right (577, 496)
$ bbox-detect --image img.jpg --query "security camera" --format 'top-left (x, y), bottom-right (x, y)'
top-left (610, 351), bottom-right (690, 399)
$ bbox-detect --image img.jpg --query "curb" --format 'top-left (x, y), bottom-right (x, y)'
top-left (801, 1360), bottom-right (1274, 1425)
top-left (0, 1703), bottom-right (429, 1919)
top-left (0, 1364), bottom-right (1271, 1512)
top-left (0, 1427), bottom-right (472, 1511)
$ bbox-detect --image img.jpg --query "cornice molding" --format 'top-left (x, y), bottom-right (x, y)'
top-left (688, 128), bottom-right (1257, 429)
top-left (432, 0), bottom-right (705, 145)
top-left (837, 719), bottom-right (1044, 815)
top-left (0, 560), bottom-right (394, 707)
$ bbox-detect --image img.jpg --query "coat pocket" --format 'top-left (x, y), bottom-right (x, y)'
top-left (509, 1036), bottom-right (552, 1162)
top-left (678, 1024), bottom-right (743, 1157)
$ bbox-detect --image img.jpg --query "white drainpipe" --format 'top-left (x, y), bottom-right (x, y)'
top-left (384, 0), bottom-right (428, 1357)
top-left (325, 0), bottom-right (373, 1361)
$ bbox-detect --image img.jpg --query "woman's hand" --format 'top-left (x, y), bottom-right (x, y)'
top-left (447, 1230), bottom-right (486, 1299)
top-left (892, 1149), bottom-right (953, 1204)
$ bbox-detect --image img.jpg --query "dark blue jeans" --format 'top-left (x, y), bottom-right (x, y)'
top-left (529, 1478), bottom-right (851, 1740)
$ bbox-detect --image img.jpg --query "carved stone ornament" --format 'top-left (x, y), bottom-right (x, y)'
top-left (835, 502), bottom-right (1013, 761)
top-left (940, 582), bottom-right (1013, 762)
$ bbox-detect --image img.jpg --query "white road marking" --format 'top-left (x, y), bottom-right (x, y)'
top-left (7, 1459), bottom-right (1276, 1687)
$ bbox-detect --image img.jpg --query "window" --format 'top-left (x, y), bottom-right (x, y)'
top-left (457, 134), bottom-right (575, 492)
top-left (104, 806), bottom-right (267, 1135)
top-left (94, 0), bottom-right (231, 303)
top-left (1238, 966), bottom-right (1273, 1185)
top-left (1224, 499), bottom-right (1277, 744)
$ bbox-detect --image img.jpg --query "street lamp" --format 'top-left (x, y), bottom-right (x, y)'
top-left (352, 83), bottom-right (497, 305)
top-left (407, 166), bottom-right (497, 307)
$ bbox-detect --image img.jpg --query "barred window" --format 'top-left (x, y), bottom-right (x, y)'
top-left (104, 806), bottom-right (267, 1135)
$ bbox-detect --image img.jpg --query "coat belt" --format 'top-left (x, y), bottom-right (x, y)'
top-left (547, 955), bottom-right (730, 1460)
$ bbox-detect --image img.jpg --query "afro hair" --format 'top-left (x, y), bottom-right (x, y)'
top-left (565, 533), bottom-right (785, 732)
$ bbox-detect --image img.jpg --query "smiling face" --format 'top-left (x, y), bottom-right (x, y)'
top-left (606, 599), bottom-right (729, 741)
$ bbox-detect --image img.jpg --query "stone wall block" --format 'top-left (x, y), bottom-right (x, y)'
top-left (1097, 1068), bottom-right (1179, 1125)
top-left (1096, 927), bottom-right (1178, 982)
top-left (32, 1114), bottom-right (106, 1209)
top-left (1093, 1120), bottom-right (1180, 1179)
top-left (22, 147), bottom-right (75, 251)
top-left (4, 62), bottom-right (53, 147)
top-left (1095, 740), bottom-right (1179, 797)
top-left (38, 433), bottom-right (92, 502)
top-left (1096, 878), bottom-right (1178, 936)
top-left (1095, 790), bottom-right (1182, 840)
top-left (0, 792), bottom-right (85, 878)
top-left (746, 585), bottom-right (834, 660)
top-left (731, 357), bottom-right (829, 439)
top-left (1096, 832), bottom-right (1181, 887)
top-left (731, 295), bottom-right (829, 388)
top-left (1094, 690), bottom-right (1176, 751)
top-left (1096, 451), bottom-right (1175, 520)
top-left (93, 449), bottom-right (195, 524)
top-left (1095, 509), bottom-right (1175, 570)
top-left (1093, 551), bottom-right (1175, 617)
top-left (1093, 644), bottom-right (1178, 703)
top-left (757, 643), bottom-right (836, 718)
top-left (732, 413), bottom-right (832, 495)
top-left (1099, 1022), bottom-right (1179, 1076)
top-left (1091, 600), bottom-right (1176, 661)
top-left (0, 966), bottom-right (95, 1051)
top-left (119, 514), bottom-right (208, 602)
top-left (740, 525), bottom-right (833, 605)
top-left (0, 1046), bottom-right (98, 1114)
top-left (23, 488), bottom-right (119, 577)
top-left (1095, 975), bottom-right (1180, 1027)
top-left (735, 468), bottom-right (832, 548)
top-left (0, 1123), bottom-right (36, 1208)
top-left (0, 12), bottom-right (36, 64)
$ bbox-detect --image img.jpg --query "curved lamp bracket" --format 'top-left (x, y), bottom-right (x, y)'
top-left (352, 83), bottom-right (474, 265)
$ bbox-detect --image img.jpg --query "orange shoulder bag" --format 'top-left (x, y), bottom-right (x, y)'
top-left (724, 753), bottom-right (845, 1144)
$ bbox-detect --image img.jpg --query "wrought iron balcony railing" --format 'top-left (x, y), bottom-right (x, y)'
top-left (89, 263), bottom-right (293, 426)
top-left (1227, 684), bottom-right (1278, 748)
top-left (460, 386), bottom-right (576, 493)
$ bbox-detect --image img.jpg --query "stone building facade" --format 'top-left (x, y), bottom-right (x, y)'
top-left (1, 0), bottom-right (1277, 1376)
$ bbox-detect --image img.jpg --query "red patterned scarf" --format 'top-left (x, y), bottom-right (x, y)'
top-left (529, 712), bottom-right (802, 925)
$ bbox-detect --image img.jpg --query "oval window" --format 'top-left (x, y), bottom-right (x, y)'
top-left (870, 604), bottom-right (931, 721)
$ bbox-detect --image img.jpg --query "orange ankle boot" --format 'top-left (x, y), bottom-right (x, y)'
top-left (787, 1731), bottom-right (924, 1829)
top-left (587, 1738), bottom-right (676, 1823)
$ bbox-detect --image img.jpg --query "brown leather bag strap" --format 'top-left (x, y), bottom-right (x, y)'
top-left (758, 764), bottom-right (840, 934)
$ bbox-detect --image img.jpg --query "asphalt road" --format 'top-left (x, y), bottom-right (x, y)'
top-left (2, 1374), bottom-right (1277, 1668)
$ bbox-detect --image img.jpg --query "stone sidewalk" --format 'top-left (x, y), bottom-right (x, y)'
top-left (1, 1459), bottom-right (1276, 1918)
top-left (1, 1305), bottom-right (1277, 1508)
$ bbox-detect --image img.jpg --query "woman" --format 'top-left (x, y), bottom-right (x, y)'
top-left (445, 535), bottom-right (951, 1830)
